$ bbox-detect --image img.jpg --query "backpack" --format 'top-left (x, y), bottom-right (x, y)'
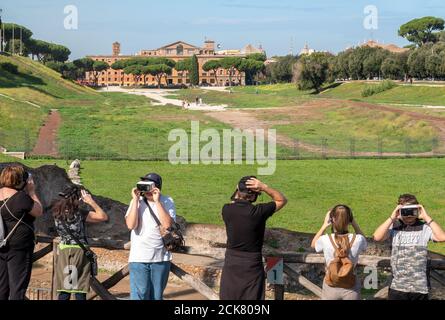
top-left (324, 233), bottom-right (357, 289)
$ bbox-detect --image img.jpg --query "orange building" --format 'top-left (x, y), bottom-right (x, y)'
top-left (86, 40), bottom-right (260, 87)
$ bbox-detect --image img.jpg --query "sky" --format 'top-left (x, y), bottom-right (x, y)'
top-left (1, 0), bottom-right (445, 59)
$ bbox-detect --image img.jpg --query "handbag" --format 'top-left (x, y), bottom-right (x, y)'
top-left (60, 220), bottom-right (98, 276)
top-left (0, 198), bottom-right (25, 248)
top-left (142, 197), bottom-right (185, 252)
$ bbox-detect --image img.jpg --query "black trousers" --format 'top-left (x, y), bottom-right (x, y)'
top-left (388, 288), bottom-right (429, 300)
top-left (0, 245), bottom-right (34, 300)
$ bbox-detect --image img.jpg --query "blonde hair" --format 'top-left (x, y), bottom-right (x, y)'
top-left (0, 165), bottom-right (26, 189)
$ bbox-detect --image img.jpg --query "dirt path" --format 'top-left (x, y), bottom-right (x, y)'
top-left (205, 99), bottom-right (445, 157)
top-left (31, 109), bottom-right (61, 157)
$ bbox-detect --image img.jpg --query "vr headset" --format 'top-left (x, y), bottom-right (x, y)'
top-left (400, 205), bottom-right (420, 217)
top-left (136, 181), bottom-right (155, 193)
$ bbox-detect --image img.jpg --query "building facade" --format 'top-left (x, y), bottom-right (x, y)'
top-left (86, 40), bottom-right (263, 87)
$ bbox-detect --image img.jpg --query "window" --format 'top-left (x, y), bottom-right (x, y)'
top-left (202, 73), bottom-right (207, 76)
top-left (210, 79), bottom-right (215, 84)
top-left (219, 70), bottom-right (224, 75)
top-left (202, 79), bottom-right (207, 84)
top-left (186, 79), bottom-right (190, 83)
top-left (177, 44), bottom-right (184, 55)
top-left (178, 79), bottom-right (183, 84)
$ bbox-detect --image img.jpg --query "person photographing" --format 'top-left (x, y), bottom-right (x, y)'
top-left (373, 194), bottom-right (445, 300)
top-left (0, 165), bottom-right (42, 300)
top-left (52, 185), bottom-right (108, 300)
top-left (219, 176), bottom-right (287, 300)
top-left (125, 173), bottom-right (177, 300)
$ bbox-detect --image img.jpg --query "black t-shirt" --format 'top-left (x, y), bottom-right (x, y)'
top-left (222, 200), bottom-right (276, 253)
top-left (0, 191), bottom-right (35, 249)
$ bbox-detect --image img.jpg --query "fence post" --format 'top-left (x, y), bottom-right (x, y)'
top-left (294, 139), bottom-right (300, 160)
top-left (321, 138), bottom-right (327, 159)
top-left (350, 138), bottom-right (356, 158)
top-left (377, 137), bottom-right (383, 158)
top-left (405, 138), bottom-right (411, 158)
top-left (273, 284), bottom-right (285, 300)
top-left (24, 129), bottom-right (31, 155)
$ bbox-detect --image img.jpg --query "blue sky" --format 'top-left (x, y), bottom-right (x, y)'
top-left (1, 0), bottom-right (444, 59)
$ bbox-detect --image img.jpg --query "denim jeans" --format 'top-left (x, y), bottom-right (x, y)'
top-left (58, 291), bottom-right (87, 300)
top-left (129, 261), bottom-right (171, 300)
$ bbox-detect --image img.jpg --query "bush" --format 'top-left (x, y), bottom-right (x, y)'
top-left (361, 80), bottom-right (397, 97)
top-left (0, 62), bottom-right (19, 74)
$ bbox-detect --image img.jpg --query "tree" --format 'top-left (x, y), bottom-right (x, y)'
top-left (237, 59), bottom-right (265, 85)
top-left (407, 46), bottom-right (429, 78)
top-left (246, 53), bottom-right (267, 62)
top-left (189, 55), bottom-right (199, 86)
top-left (24, 39), bottom-right (70, 62)
top-left (2, 23), bottom-right (33, 44)
top-left (266, 55), bottom-right (298, 83)
top-left (111, 60), bottom-right (129, 85)
top-left (381, 56), bottom-right (404, 80)
top-left (399, 16), bottom-right (445, 47)
top-left (202, 60), bottom-right (221, 85)
top-left (146, 64), bottom-right (173, 88)
top-left (124, 64), bottom-right (143, 85)
top-left (90, 61), bottom-right (109, 86)
top-left (220, 57), bottom-right (243, 85)
top-left (175, 58), bottom-right (192, 85)
top-left (294, 52), bottom-right (332, 92)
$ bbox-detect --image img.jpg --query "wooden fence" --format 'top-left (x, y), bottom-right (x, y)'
top-left (30, 236), bottom-right (445, 300)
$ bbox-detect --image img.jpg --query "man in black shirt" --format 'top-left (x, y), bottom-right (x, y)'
top-left (220, 176), bottom-right (287, 300)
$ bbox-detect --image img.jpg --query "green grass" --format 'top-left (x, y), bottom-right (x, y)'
top-left (13, 158), bottom-right (445, 254)
top-left (321, 82), bottom-right (445, 106)
top-left (273, 105), bottom-right (438, 153)
top-left (169, 83), bottom-right (314, 108)
top-left (0, 54), bottom-right (96, 151)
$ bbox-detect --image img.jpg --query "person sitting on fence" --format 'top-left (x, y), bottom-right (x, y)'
top-left (0, 165), bottom-right (43, 300)
top-left (52, 185), bottom-right (108, 301)
top-left (373, 194), bottom-right (445, 300)
top-left (125, 173), bottom-right (176, 300)
top-left (311, 205), bottom-right (367, 300)
top-left (219, 176), bottom-right (287, 300)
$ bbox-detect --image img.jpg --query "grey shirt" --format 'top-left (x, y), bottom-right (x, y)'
top-left (389, 221), bottom-right (433, 294)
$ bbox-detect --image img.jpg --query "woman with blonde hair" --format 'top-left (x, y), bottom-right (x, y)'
top-left (311, 205), bottom-right (367, 300)
top-left (0, 165), bottom-right (42, 300)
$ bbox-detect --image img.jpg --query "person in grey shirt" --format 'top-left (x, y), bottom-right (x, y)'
top-left (374, 194), bottom-right (445, 300)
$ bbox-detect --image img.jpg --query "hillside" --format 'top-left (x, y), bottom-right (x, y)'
top-left (321, 82), bottom-right (445, 106)
top-left (0, 54), bottom-right (95, 151)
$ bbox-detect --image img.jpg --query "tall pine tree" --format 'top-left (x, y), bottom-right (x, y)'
top-left (190, 54), bottom-right (199, 86)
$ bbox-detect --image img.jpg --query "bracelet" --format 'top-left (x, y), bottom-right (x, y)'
top-left (427, 219), bottom-right (434, 226)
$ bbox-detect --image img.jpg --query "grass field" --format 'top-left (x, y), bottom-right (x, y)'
top-left (321, 82), bottom-right (445, 106)
top-left (8, 157), bottom-right (444, 254)
top-left (273, 105), bottom-right (438, 153)
top-left (169, 83), bottom-right (314, 108)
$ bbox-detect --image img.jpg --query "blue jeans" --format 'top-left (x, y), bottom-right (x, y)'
top-left (129, 261), bottom-right (171, 300)
top-left (58, 291), bottom-right (87, 300)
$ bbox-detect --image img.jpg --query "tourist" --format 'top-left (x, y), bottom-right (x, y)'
top-left (52, 185), bottom-right (108, 300)
top-left (199, 97), bottom-right (203, 106)
top-left (125, 173), bottom-right (176, 300)
top-left (373, 194), bottom-right (445, 300)
top-left (219, 176), bottom-right (287, 300)
top-left (311, 205), bottom-right (367, 300)
top-left (195, 96), bottom-right (199, 106)
top-left (0, 165), bottom-right (43, 300)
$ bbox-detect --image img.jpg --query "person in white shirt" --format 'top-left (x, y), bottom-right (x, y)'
top-left (125, 173), bottom-right (176, 300)
top-left (311, 205), bottom-right (367, 300)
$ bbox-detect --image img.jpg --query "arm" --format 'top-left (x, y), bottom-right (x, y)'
top-left (351, 219), bottom-right (364, 236)
top-left (419, 206), bottom-right (445, 242)
top-left (25, 179), bottom-right (43, 218)
top-left (373, 205), bottom-right (401, 242)
top-left (125, 188), bottom-right (140, 230)
top-left (151, 188), bottom-right (173, 229)
top-left (246, 178), bottom-right (288, 212)
top-left (311, 211), bottom-right (331, 248)
top-left (82, 190), bottom-right (108, 223)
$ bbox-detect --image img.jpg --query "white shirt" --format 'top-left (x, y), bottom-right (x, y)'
top-left (126, 195), bottom-right (176, 263)
top-left (315, 234), bottom-right (367, 266)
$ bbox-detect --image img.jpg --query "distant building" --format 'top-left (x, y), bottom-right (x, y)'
top-left (86, 40), bottom-right (257, 87)
top-left (360, 40), bottom-right (409, 54)
top-left (299, 43), bottom-right (316, 56)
